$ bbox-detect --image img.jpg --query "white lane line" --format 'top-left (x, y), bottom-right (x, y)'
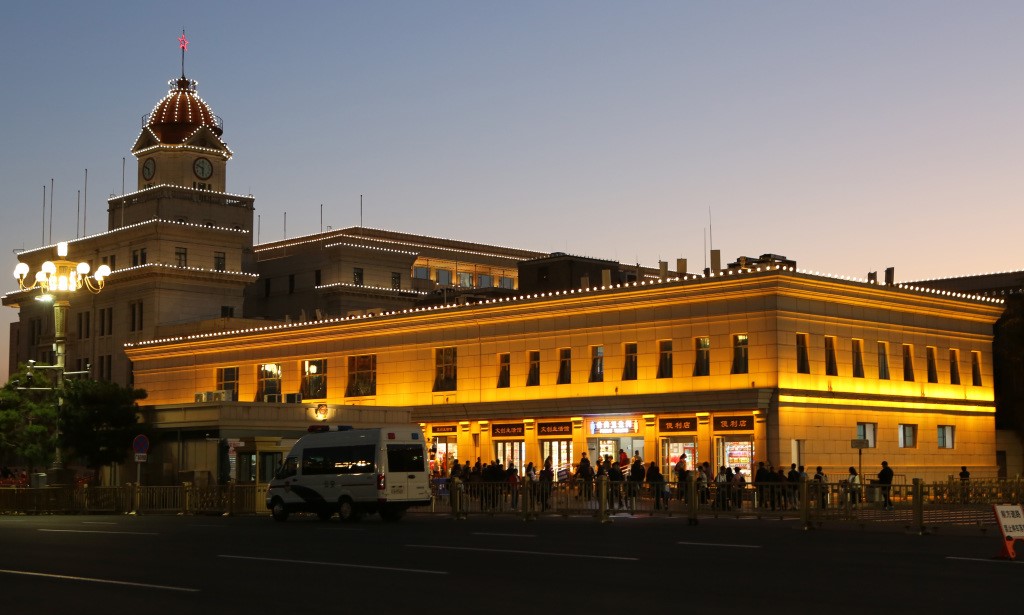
top-left (38, 529), bottom-right (158, 536)
top-left (219, 554), bottom-right (447, 575)
top-left (0, 568), bottom-right (198, 592)
top-left (81, 522), bottom-right (117, 525)
top-left (677, 541), bottom-right (761, 549)
top-left (946, 556), bottom-right (1024, 564)
top-left (472, 532), bottom-right (537, 538)
top-left (407, 544), bottom-right (638, 561)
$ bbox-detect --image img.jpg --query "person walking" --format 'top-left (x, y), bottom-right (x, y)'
top-left (878, 461), bottom-right (894, 510)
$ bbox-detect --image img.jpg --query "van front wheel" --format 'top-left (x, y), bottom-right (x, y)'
top-left (270, 499), bottom-right (289, 522)
top-left (338, 497), bottom-right (362, 523)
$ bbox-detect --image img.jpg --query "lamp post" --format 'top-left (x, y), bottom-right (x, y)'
top-left (13, 241), bottom-right (110, 472)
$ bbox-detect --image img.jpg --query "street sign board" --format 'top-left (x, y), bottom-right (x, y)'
top-left (993, 504), bottom-right (1024, 559)
top-left (134, 453), bottom-right (148, 463)
top-left (850, 439), bottom-right (870, 449)
top-left (132, 434), bottom-right (150, 455)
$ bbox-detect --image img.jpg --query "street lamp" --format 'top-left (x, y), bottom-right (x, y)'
top-left (13, 241), bottom-right (110, 470)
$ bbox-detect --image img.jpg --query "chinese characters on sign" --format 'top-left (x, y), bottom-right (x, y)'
top-left (491, 423), bottom-right (525, 438)
top-left (588, 419), bottom-right (639, 435)
top-left (432, 425), bottom-right (457, 434)
top-left (659, 418), bottom-right (697, 432)
top-left (713, 415), bottom-right (754, 431)
top-left (538, 422), bottom-right (573, 436)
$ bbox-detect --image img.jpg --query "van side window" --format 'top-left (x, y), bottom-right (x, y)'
top-left (303, 445), bottom-right (376, 475)
top-left (276, 457), bottom-right (297, 479)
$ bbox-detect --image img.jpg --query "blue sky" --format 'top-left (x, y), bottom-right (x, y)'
top-left (3, 2), bottom-right (1024, 375)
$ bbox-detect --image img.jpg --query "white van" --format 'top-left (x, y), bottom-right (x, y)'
top-left (265, 424), bottom-right (431, 522)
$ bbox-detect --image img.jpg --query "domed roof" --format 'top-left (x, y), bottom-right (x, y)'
top-left (145, 77), bottom-right (223, 144)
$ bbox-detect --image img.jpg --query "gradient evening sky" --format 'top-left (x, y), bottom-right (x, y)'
top-left (2, 2), bottom-right (1024, 378)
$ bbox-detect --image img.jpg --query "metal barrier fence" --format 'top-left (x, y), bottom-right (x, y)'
top-left (1, 477), bottom-right (1019, 526)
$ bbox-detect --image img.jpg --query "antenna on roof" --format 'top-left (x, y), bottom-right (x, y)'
top-left (708, 206), bottom-right (714, 253)
top-left (178, 30), bottom-right (189, 78)
top-left (360, 194), bottom-right (363, 229)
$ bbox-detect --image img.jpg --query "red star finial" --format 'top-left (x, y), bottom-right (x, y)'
top-left (178, 32), bottom-right (189, 51)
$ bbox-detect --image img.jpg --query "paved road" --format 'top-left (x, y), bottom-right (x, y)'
top-left (0, 512), bottom-right (1018, 613)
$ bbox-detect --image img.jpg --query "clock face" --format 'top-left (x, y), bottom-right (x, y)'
top-left (142, 158), bottom-right (156, 180)
top-left (193, 157), bottom-right (213, 180)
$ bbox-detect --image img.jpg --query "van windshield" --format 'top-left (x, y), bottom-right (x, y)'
top-left (387, 444), bottom-right (426, 473)
top-left (275, 457), bottom-right (297, 479)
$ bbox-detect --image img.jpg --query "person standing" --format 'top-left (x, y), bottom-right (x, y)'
top-left (959, 466), bottom-right (971, 505)
top-left (848, 466), bottom-right (861, 507)
top-left (629, 457), bottom-right (646, 507)
top-left (813, 466), bottom-right (828, 509)
top-left (878, 461), bottom-right (894, 510)
top-left (647, 461), bottom-right (666, 510)
top-left (674, 454), bottom-right (688, 501)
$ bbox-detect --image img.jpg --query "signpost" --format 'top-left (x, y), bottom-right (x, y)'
top-left (993, 504), bottom-right (1024, 559)
top-left (132, 435), bottom-right (150, 486)
top-left (851, 439), bottom-right (869, 487)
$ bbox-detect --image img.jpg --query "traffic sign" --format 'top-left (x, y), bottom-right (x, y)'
top-left (132, 434), bottom-right (150, 455)
top-left (135, 453), bottom-right (148, 463)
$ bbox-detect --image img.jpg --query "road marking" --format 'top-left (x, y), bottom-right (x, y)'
top-left (0, 568), bottom-right (199, 592)
top-left (946, 556), bottom-right (1024, 565)
top-left (406, 544), bottom-right (638, 561)
top-left (81, 521), bottom-right (117, 525)
top-left (472, 532), bottom-right (536, 538)
top-left (38, 529), bottom-right (159, 536)
top-left (219, 554), bottom-right (447, 575)
top-left (677, 541), bottom-right (761, 549)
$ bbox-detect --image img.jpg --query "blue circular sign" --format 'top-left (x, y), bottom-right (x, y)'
top-left (132, 434), bottom-right (150, 454)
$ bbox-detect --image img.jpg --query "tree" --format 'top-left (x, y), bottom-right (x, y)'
top-left (0, 363), bottom-right (59, 470)
top-left (57, 379), bottom-right (147, 475)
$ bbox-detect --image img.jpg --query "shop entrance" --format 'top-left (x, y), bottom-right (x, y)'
top-left (430, 436), bottom-right (458, 477)
top-left (494, 440), bottom-right (525, 473)
top-left (660, 437), bottom-right (697, 477)
top-left (541, 440), bottom-right (573, 481)
top-left (715, 436), bottom-right (754, 479)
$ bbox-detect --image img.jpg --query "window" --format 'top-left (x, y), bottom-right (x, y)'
top-left (264, 278), bottom-right (271, 298)
top-left (301, 359), bottom-right (327, 399)
top-left (131, 248), bottom-right (147, 266)
top-left (346, 355), bottom-right (376, 397)
top-left (413, 266), bottom-right (430, 280)
top-left (898, 424), bottom-right (917, 448)
top-left (796, 333), bottom-right (810, 374)
top-left (824, 336), bottom-right (838, 376)
top-left (76, 311), bottom-right (91, 340)
top-left (214, 251), bottom-right (226, 271)
top-left (101, 254), bottom-right (117, 271)
top-left (589, 346), bottom-right (604, 382)
top-left (457, 272), bottom-right (473, 287)
top-left (852, 339), bottom-right (865, 378)
top-left (97, 354), bottom-right (112, 382)
top-left (216, 367), bottom-right (239, 401)
top-left (98, 307), bottom-right (113, 336)
top-left (557, 348), bottom-right (571, 385)
top-left (949, 349), bottom-right (961, 385)
top-left (971, 351), bottom-right (983, 386)
top-left (902, 344), bottom-right (915, 382)
top-left (221, 306), bottom-right (234, 318)
top-left (731, 334), bottom-right (748, 375)
top-left (391, 272), bottom-right (401, 289)
top-left (498, 276), bottom-right (515, 289)
top-left (856, 422), bottom-right (877, 448)
top-left (926, 347), bottom-right (938, 383)
top-left (657, 340), bottom-right (672, 378)
top-left (937, 425), bottom-right (955, 449)
top-left (433, 347), bottom-right (457, 392)
top-left (436, 269), bottom-right (452, 286)
top-left (478, 274), bottom-right (493, 288)
top-left (527, 351), bottom-right (541, 386)
top-left (315, 269), bottom-right (322, 286)
top-left (288, 274), bottom-right (295, 294)
top-left (302, 445), bottom-right (375, 476)
top-left (622, 343), bottom-right (638, 380)
top-left (497, 353), bottom-right (510, 388)
top-left (877, 342), bottom-right (890, 380)
top-left (174, 247), bottom-right (187, 267)
top-left (353, 268), bottom-right (364, 286)
top-left (129, 301), bottom-right (144, 332)
top-left (257, 363), bottom-right (282, 400)
top-left (694, 337), bottom-right (710, 377)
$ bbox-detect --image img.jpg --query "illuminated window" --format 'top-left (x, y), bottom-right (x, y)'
top-left (902, 344), bottom-right (915, 382)
top-left (589, 346), bottom-right (604, 382)
top-left (622, 343), bottom-right (638, 380)
top-left (216, 367), bottom-right (239, 401)
top-left (302, 359), bottom-right (327, 399)
top-left (346, 355), bottom-right (376, 397)
top-left (731, 334), bottom-right (748, 375)
top-left (657, 340), bottom-right (672, 379)
top-left (856, 422), bottom-right (877, 448)
top-left (796, 334), bottom-right (810, 374)
top-left (852, 339), bottom-right (865, 378)
top-left (937, 425), bottom-right (955, 449)
top-left (436, 269), bottom-right (452, 286)
top-left (557, 348), bottom-right (571, 385)
top-left (457, 272), bottom-right (472, 287)
top-left (898, 424), bottom-right (917, 448)
top-left (498, 276), bottom-right (515, 289)
top-left (413, 266), bottom-right (430, 280)
top-left (971, 351), bottom-right (982, 386)
top-left (527, 351), bottom-right (541, 386)
top-left (497, 353), bottom-right (510, 388)
top-left (257, 363), bottom-right (282, 400)
top-left (694, 337), bottom-right (710, 377)
top-left (824, 336), bottom-right (838, 376)
top-left (877, 342), bottom-right (890, 380)
top-left (478, 274), bottom-right (493, 288)
top-left (433, 347), bottom-right (457, 392)
top-left (926, 347), bottom-right (938, 383)
top-left (949, 349), bottom-right (961, 385)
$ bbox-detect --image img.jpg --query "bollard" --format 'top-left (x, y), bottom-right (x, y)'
top-left (912, 478), bottom-right (927, 534)
top-left (597, 475), bottom-right (609, 523)
top-left (799, 476), bottom-right (811, 530)
top-left (687, 472), bottom-right (699, 525)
